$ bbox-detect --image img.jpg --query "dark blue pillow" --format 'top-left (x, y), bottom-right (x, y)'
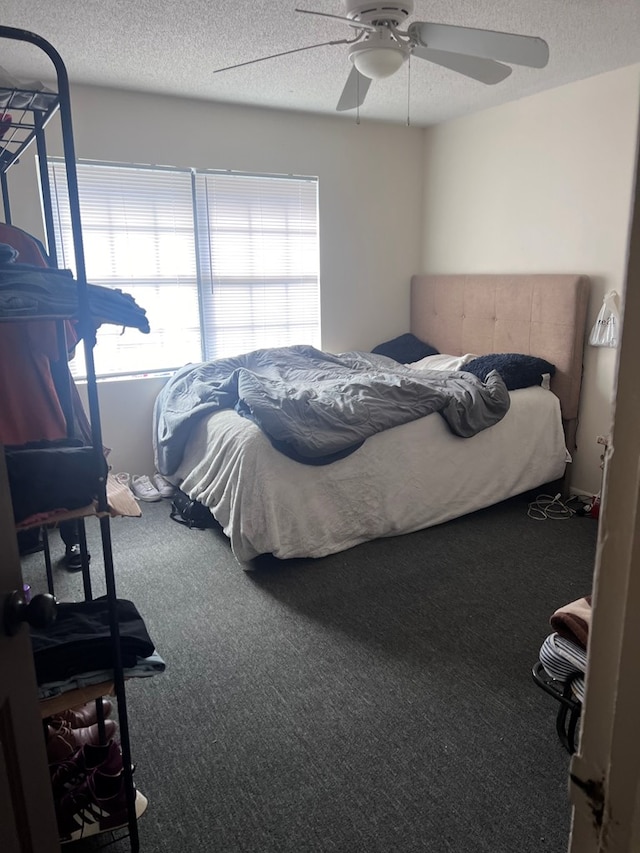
top-left (463, 353), bottom-right (556, 390)
top-left (372, 333), bottom-right (439, 364)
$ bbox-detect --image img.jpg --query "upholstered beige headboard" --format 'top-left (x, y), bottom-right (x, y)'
top-left (410, 274), bottom-right (590, 449)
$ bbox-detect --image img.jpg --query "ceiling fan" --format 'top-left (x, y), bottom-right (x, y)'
top-left (213, 1), bottom-right (549, 112)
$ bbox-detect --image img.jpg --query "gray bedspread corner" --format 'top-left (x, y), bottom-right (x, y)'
top-left (440, 368), bottom-right (510, 438)
top-left (153, 345), bottom-right (511, 475)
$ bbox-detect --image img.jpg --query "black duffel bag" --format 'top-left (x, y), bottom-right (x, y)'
top-left (170, 488), bottom-right (215, 529)
top-left (5, 439), bottom-right (108, 523)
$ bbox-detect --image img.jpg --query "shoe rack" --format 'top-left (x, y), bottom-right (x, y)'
top-left (0, 25), bottom-right (143, 851)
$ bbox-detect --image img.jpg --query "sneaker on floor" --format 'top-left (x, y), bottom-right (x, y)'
top-left (46, 720), bottom-right (117, 764)
top-left (130, 474), bottom-right (162, 502)
top-left (63, 543), bottom-right (91, 573)
top-left (56, 768), bottom-right (147, 843)
top-left (152, 472), bottom-right (175, 498)
top-left (53, 698), bottom-right (114, 729)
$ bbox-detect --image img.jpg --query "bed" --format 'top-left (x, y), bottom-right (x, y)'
top-left (155, 273), bottom-right (589, 563)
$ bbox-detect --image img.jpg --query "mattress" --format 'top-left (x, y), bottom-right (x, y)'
top-left (174, 384), bottom-right (568, 563)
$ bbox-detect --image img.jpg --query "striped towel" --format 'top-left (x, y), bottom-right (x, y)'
top-left (539, 633), bottom-right (586, 702)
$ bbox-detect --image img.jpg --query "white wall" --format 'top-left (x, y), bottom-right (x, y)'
top-left (419, 65), bottom-right (640, 497)
top-left (6, 86), bottom-right (425, 475)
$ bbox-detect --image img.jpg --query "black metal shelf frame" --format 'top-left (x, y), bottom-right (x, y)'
top-left (531, 661), bottom-right (582, 755)
top-left (0, 25), bottom-right (141, 851)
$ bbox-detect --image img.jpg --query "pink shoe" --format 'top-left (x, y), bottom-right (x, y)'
top-left (50, 738), bottom-right (123, 797)
top-left (53, 699), bottom-right (113, 729)
top-left (46, 720), bottom-right (117, 764)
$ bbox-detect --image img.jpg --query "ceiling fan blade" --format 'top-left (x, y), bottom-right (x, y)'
top-left (212, 39), bottom-right (354, 74)
top-left (295, 8), bottom-right (377, 32)
top-left (336, 66), bottom-right (372, 112)
top-left (409, 22), bottom-right (549, 68)
top-left (412, 45), bottom-right (512, 85)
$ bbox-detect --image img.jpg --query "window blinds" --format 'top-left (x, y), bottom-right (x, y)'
top-left (47, 160), bottom-right (320, 379)
top-left (194, 171), bottom-right (320, 360)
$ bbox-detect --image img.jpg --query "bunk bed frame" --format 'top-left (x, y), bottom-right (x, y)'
top-left (0, 25), bottom-right (141, 850)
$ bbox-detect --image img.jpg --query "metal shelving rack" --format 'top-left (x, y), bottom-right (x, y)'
top-left (0, 25), bottom-right (141, 850)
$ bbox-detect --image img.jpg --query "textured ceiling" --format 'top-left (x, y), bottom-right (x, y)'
top-left (1, 1), bottom-right (639, 127)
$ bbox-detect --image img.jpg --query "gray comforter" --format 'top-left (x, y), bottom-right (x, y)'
top-left (154, 345), bottom-right (510, 475)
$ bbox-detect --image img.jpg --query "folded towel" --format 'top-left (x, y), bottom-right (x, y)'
top-left (550, 594), bottom-right (591, 649)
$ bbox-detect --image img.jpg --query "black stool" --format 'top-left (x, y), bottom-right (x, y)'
top-left (532, 661), bottom-right (582, 754)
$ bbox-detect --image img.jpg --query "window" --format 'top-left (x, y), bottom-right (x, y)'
top-left (47, 160), bottom-right (320, 379)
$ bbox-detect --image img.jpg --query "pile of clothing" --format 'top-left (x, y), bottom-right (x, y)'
top-left (0, 241), bottom-right (150, 332)
top-left (31, 597), bottom-right (165, 701)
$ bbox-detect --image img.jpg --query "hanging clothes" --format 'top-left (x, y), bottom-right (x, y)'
top-left (0, 222), bottom-right (78, 444)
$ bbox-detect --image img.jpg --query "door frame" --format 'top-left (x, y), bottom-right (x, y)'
top-left (568, 103), bottom-right (640, 852)
top-left (0, 448), bottom-right (60, 853)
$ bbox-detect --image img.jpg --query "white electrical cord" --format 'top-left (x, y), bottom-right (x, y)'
top-left (527, 493), bottom-right (577, 520)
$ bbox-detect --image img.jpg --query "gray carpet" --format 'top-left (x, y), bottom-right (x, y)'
top-left (22, 493), bottom-right (597, 853)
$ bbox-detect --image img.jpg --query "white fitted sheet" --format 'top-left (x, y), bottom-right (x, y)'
top-left (174, 384), bottom-right (568, 563)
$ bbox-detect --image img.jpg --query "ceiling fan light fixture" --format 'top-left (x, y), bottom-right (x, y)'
top-left (348, 27), bottom-right (409, 79)
top-left (351, 46), bottom-right (406, 79)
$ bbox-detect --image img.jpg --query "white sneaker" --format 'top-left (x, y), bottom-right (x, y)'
top-left (152, 473), bottom-right (175, 498)
top-left (130, 474), bottom-right (162, 502)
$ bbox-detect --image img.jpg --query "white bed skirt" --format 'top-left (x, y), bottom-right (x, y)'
top-left (174, 386), bottom-right (568, 563)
